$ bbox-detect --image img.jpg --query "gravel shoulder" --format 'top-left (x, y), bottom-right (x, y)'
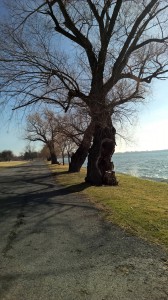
top-left (0, 161), bottom-right (167, 300)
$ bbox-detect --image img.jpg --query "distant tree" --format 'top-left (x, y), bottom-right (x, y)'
top-left (25, 110), bottom-right (60, 164)
top-left (23, 151), bottom-right (38, 160)
top-left (0, 150), bottom-right (14, 161)
top-left (55, 133), bottom-right (77, 165)
top-left (22, 144), bottom-right (39, 160)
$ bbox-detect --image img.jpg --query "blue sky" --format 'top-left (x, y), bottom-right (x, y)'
top-left (115, 79), bottom-right (168, 152)
top-left (0, 108), bottom-right (43, 155)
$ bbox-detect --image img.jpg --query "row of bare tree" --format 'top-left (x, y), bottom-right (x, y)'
top-left (25, 107), bottom-right (92, 170)
top-left (1, 1), bottom-right (168, 185)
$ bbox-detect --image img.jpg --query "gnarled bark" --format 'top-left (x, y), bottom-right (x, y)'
top-left (85, 114), bottom-right (117, 186)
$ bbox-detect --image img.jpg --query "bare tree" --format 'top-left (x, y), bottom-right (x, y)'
top-left (25, 109), bottom-right (60, 164)
top-left (26, 108), bottom-right (88, 167)
top-left (55, 133), bottom-right (76, 165)
top-left (58, 107), bottom-right (94, 172)
top-left (1, 1), bottom-right (168, 185)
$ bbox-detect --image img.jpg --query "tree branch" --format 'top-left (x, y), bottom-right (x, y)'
top-left (103, 0), bottom-right (159, 93)
top-left (134, 37), bottom-right (168, 51)
top-left (46, 0), bottom-right (98, 75)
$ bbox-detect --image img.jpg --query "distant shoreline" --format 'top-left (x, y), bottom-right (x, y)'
top-left (114, 149), bottom-right (168, 155)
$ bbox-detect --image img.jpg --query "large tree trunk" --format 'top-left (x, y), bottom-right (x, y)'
top-left (85, 114), bottom-right (118, 186)
top-left (48, 141), bottom-right (59, 165)
top-left (68, 121), bottom-right (94, 172)
top-left (68, 144), bottom-right (89, 172)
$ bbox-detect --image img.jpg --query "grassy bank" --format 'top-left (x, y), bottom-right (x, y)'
top-left (49, 164), bottom-right (168, 250)
top-left (0, 161), bottom-right (28, 170)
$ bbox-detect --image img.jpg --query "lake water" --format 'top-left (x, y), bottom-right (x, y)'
top-left (113, 150), bottom-right (168, 181)
top-left (65, 149), bottom-right (168, 182)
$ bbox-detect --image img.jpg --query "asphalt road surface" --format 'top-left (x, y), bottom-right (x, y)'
top-left (0, 161), bottom-right (168, 300)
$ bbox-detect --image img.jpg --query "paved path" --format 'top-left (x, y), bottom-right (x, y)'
top-left (0, 161), bottom-right (167, 300)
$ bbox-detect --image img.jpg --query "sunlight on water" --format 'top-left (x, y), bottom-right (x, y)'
top-left (113, 150), bottom-right (168, 181)
top-left (64, 150), bottom-right (168, 181)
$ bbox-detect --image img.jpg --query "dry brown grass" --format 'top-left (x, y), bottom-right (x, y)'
top-left (0, 161), bottom-right (28, 169)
